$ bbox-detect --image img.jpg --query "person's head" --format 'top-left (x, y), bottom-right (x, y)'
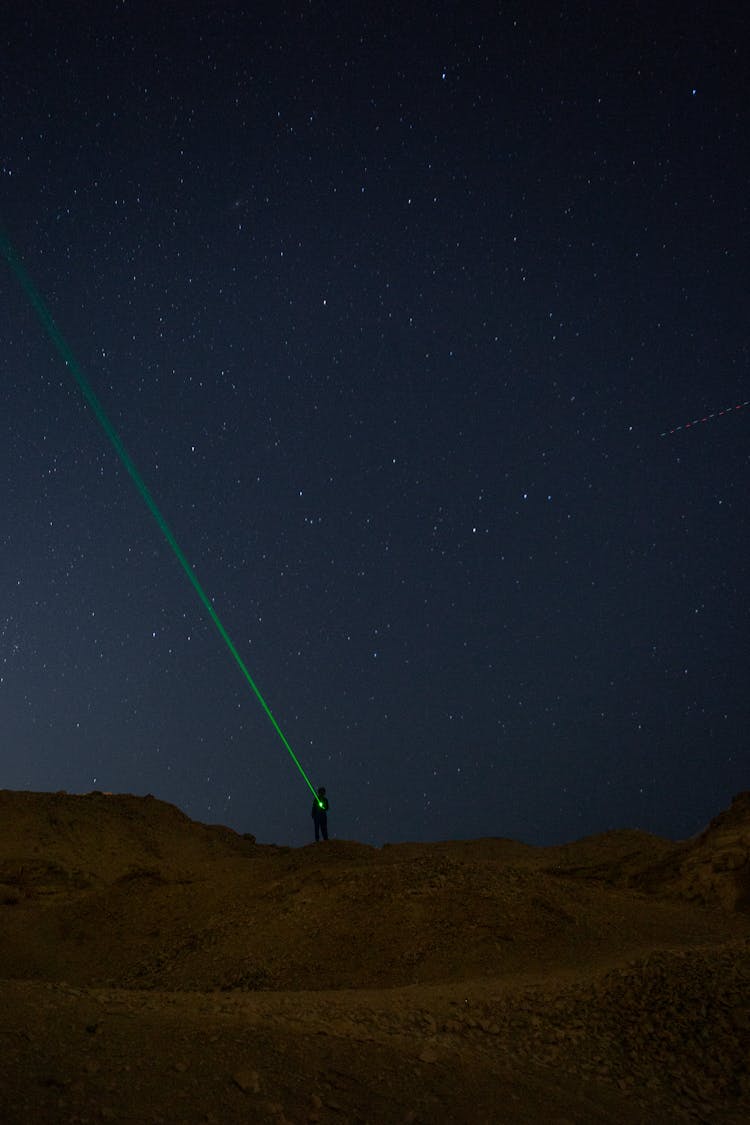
top-left (318, 786), bottom-right (326, 796)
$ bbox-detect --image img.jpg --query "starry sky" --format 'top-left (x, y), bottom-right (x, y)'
top-left (2, 2), bottom-right (748, 847)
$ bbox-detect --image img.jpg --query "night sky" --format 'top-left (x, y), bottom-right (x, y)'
top-left (2, 3), bottom-right (747, 848)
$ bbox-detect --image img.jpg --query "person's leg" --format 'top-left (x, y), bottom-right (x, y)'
top-left (321, 815), bottom-right (328, 841)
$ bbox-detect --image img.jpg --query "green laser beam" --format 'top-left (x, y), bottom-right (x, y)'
top-left (1, 232), bottom-right (319, 802)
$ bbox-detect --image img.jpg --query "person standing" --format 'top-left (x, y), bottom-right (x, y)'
top-left (312, 786), bottom-right (329, 841)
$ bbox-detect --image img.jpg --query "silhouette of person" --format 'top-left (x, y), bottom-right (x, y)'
top-left (312, 786), bottom-right (329, 841)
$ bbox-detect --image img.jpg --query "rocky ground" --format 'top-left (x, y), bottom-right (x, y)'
top-left (0, 789), bottom-right (748, 1124)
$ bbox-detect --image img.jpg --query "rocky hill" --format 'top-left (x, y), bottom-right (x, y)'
top-left (1, 788), bottom-right (748, 1124)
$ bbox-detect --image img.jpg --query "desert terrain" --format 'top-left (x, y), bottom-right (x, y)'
top-left (0, 789), bottom-right (748, 1124)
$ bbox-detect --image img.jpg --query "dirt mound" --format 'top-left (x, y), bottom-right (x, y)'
top-left (0, 789), bottom-right (254, 892)
top-left (540, 792), bottom-right (750, 915)
top-left (622, 791), bottom-right (750, 912)
top-left (1, 788), bottom-right (749, 1124)
top-left (679, 791), bottom-right (750, 911)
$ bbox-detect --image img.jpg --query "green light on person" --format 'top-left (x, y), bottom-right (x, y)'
top-left (1, 232), bottom-right (319, 803)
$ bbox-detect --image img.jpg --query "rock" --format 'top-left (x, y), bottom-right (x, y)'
top-left (233, 1067), bottom-right (262, 1093)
